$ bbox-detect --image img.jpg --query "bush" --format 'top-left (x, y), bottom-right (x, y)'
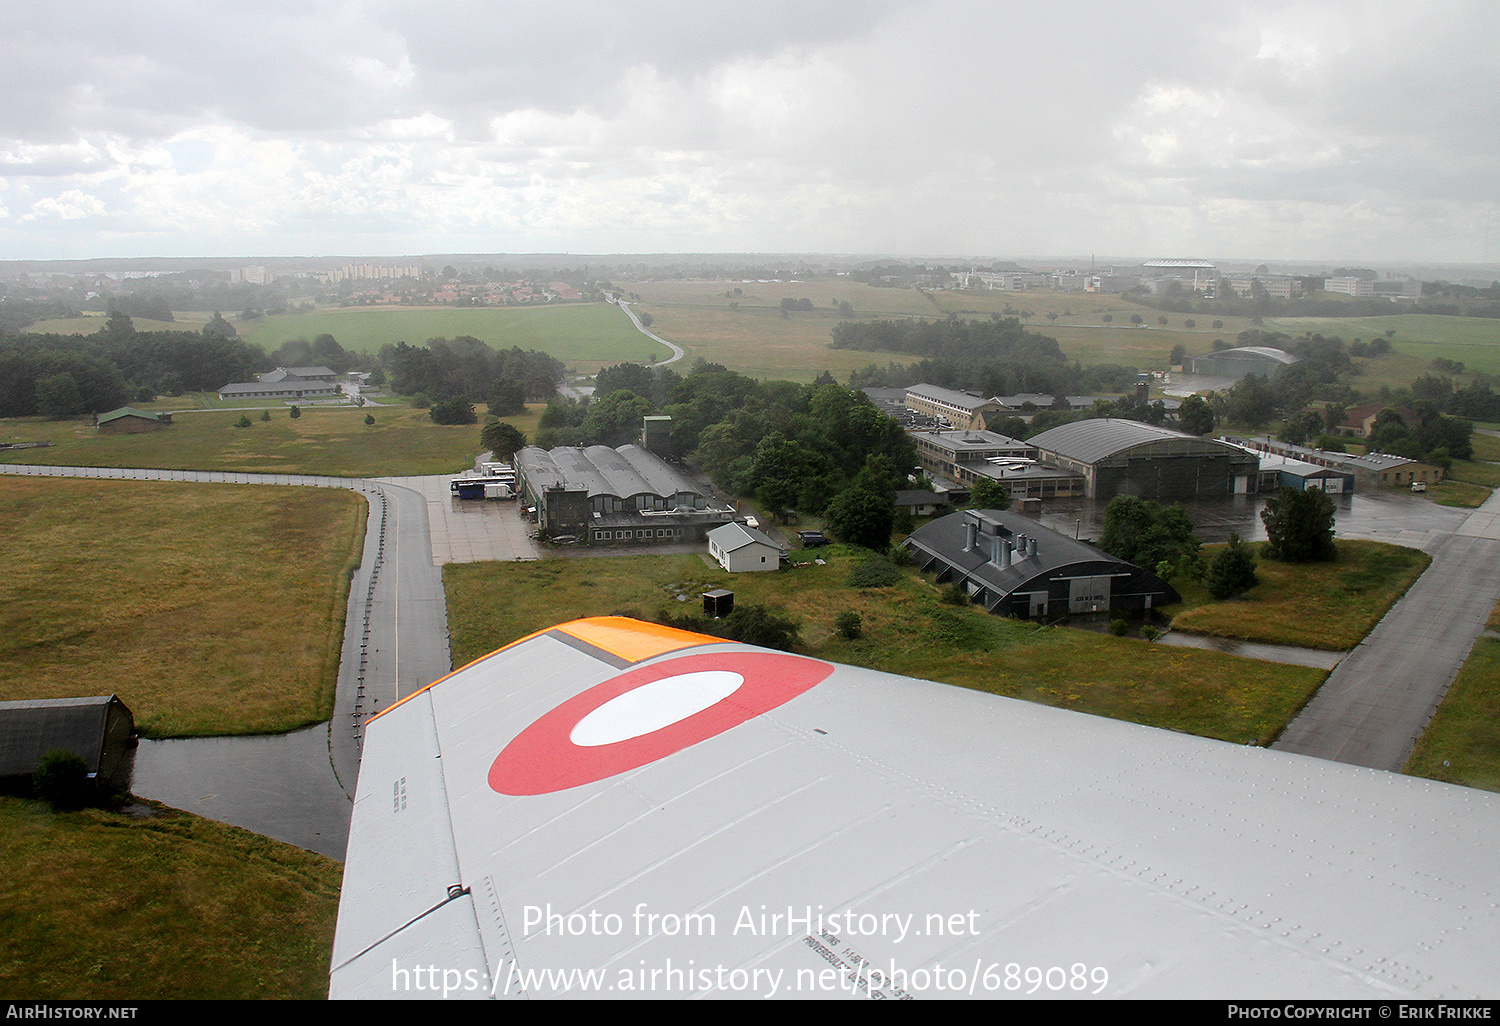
top-left (1140, 624), bottom-right (1161, 641)
top-left (848, 554), bottom-right (902, 588)
top-left (1206, 534), bottom-right (1259, 599)
top-left (429, 396), bottom-right (478, 425)
top-left (259, 409), bottom-right (270, 422)
top-left (1109, 619), bottom-right (1129, 636)
top-left (33, 749), bottom-right (91, 810)
top-left (835, 611), bottom-right (863, 640)
top-left (941, 584), bottom-right (970, 605)
top-left (234, 414), bottom-right (252, 428)
top-left (364, 413), bottom-right (375, 425)
top-left (289, 405), bottom-right (300, 419)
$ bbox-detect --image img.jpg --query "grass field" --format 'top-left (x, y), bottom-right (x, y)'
top-left (0, 477), bottom-right (365, 737)
top-left (234, 303), bottom-right (660, 367)
top-left (1405, 632), bottom-right (1500, 795)
top-left (0, 403), bottom-right (508, 477)
top-left (444, 550), bottom-right (1327, 746)
top-left (0, 796), bottom-right (339, 999)
top-left (1165, 540), bottom-right (1430, 650)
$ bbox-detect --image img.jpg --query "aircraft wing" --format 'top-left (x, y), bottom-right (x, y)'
top-left (330, 616), bottom-right (1500, 1000)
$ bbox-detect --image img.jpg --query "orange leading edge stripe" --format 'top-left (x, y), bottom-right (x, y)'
top-left (367, 616), bottom-right (718, 724)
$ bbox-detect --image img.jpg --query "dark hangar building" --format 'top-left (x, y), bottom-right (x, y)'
top-left (1029, 418), bottom-right (1260, 499)
top-left (1188, 346), bottom-right (1301, 380)
top-left (904, 509), bottom-right (1180, 619)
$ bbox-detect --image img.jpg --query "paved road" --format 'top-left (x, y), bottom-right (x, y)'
top-left (615, 299), bottom-right (686, 365)
top-left (1272, 491), bottom-right (1500, 771)
top-left (1, 463), bottom-right (451, 860)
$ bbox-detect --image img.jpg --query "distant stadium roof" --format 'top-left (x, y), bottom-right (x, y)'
top-left (1143, 259), bottom-right (1217, 269)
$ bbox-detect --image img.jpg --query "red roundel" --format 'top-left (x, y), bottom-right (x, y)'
top-left (489, 652), bottom-right (833, 795)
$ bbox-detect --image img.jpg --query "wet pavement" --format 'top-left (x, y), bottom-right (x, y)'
top-left (1026, 487), bottom-right (1468, 551)
top-left (1155, 631), bottom-right (1345, 669)
top-left (130, 725), bottom-right (351, 860)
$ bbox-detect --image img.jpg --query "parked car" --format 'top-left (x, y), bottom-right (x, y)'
top-left (796, 530), bottom-right (829, 547)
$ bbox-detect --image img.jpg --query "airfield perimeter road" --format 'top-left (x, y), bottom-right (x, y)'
top-left (0, 463), bottom-right (451, 860)
top-left (1272, 492), bottom-right (1500, 771)
top-left (616, 299), bottom-right (686, 365)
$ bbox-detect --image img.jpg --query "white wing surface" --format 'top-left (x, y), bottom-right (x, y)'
top-left (330, 617), bottom-right (1500, 1000)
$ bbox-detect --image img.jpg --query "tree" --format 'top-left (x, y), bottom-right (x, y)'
top-left (823, 487), bottom-right (896, 550)
top-left (480, 420), bottom-right (528, 461)
top-left (1130, 314), bottom-right (1145, 326)
top-left (289, 405), bottom-right (300, 419)
top-left (35, 372), bottom-right (84, 418)
top-left (259, 408), bottom-right (270, 422)
top-left (1260, 486), bottom-right (1337, 562)
top-left (429, 396), bottom-right (477, 425)
top-left (835, 611), bottom-right (863, 640)
top-left (1206, 534), bottom-right (1259, 599)
top-left (1170, 343), bottom-right (1187, 366)
top-left (364, 413), bottom-right (375, 426)
top-left (235, 414), bottom-right (252, 428)
top-left (202, 311), bottom-right (236, 338)
top-left (1178, 394), bottom-right (1215, 435)
top-left (1100, 496), bottom-right (1200, 569)
top-left (486, 376), bottom-right (527, 417)
top-left (969, 477), bottom-right (1011, 510)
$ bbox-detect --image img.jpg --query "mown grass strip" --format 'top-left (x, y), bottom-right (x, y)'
top-left (0, 796), bottom-right (340, 999)
top-left (0, 477), bottom-right (366, 737)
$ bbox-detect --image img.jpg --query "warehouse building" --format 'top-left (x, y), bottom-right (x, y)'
top-left (904, 509), bottom-right (1180, 619)
top-left (1188, 346), bottom-right (1301, 380)
top-left (516, 444), bottom-right (738, 544)
top-left (1030, 419), bottom-right (1261, 499)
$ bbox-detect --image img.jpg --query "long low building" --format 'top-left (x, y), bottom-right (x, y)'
top-left (1236, 437), bottom-right (1445, 490)
top-left (1029, 419), bottom-right (1261, 499)
top-left (904, 509), bottom-right (1180, 618)
top-left (516, 444), bottom-right (738, 544)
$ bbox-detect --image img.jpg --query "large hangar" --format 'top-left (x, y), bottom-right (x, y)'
top-left (903, 509), bottom-right (1180, 618)
top-left (1188, 346), bottom-right (1301, 380)
top-left (1030, 418), bottom-right (1260, 499)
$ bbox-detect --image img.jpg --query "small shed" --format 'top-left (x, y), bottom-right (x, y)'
top-left (0, 696), bottom-right (135, 789)
top-left (707, 522), bottom-right (785, 572)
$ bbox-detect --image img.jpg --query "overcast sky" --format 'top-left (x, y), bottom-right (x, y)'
top-left (2, 0), bottom-right (1496, 265)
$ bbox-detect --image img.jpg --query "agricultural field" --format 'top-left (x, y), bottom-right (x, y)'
top-left (0, 796), bottom-right (340, 999)
top-left (0, 477), bottom-right (365, 737)
top-left (0, 403), bottom-right (515, 477)
top-left (26, 312), bottom-right (208, 335)
top-left (444, 550), bottom-right (1327, 746)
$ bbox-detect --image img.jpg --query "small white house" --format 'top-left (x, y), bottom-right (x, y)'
top-left (707, 523), bottom-right (785, 573)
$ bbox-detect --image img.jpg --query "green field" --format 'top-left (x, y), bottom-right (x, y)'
top-left (0, 404), bottom-right (505, 477)
top-left (237, 304), bottom-right (659, 368)
top-left (1165, 541), bottom-right (1430, 650)
top-left (0, 477), bottom-right (365, 737)
top-left (445, 551), bottom-right (1326, 746)
top-left (0, 796), bottom-right (339, 999)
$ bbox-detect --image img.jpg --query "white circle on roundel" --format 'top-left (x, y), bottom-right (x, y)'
top-left (568, 671), bottom-right (746, 747)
